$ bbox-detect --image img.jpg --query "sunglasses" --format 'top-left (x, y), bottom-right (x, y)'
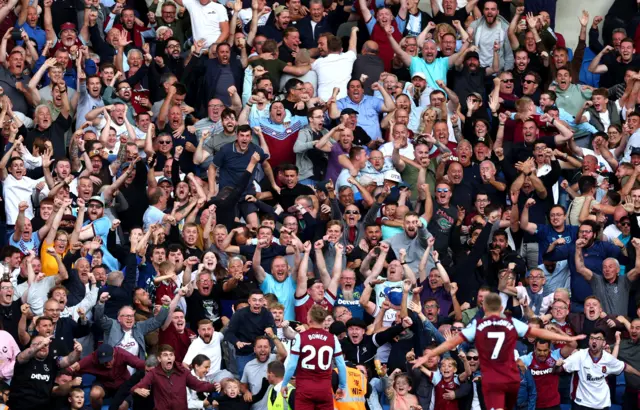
top-left (501, 79), bottom-right (514, 83)
top-left (522, 79), bottom-right (537, 84)
top-left (158, 140), bottom-right (172, 145)
top-left (467, 356), bottom-right (479, 361)
top-left (617, 221), bottom-right (630, 226)
top-left (451, 326), bottom-right (462, 331)
top-left (345, 210), bottom-right (360, 215)
top-left (436, 188), bottom-right (450, 193)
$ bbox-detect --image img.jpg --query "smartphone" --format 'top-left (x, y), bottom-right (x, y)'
top-left (10, 28), bottom-right (21, 42)
top-left (289, 320), bottom-right (302, 328)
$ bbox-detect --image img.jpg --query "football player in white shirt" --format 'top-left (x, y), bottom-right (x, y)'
top-left (558, 329), bottom-right (640, 410)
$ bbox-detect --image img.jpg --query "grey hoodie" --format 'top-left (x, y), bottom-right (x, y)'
top-left (469, 15), bottom-right (514, 71)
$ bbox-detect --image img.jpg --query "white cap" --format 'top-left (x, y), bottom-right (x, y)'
top-left (383, 170), bottom-right (402, 183)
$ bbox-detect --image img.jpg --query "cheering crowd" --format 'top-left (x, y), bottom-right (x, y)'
top-left (0, 0), bottom-right (639, 408)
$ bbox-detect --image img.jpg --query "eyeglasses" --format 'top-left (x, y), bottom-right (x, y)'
top-left (158, 140), bottom-right (172, 144)
top-left (119, 314), bottom-right (134, 319)
top-left (87, 204), bottom-right (103, 209)
top-left (209, 104), bottom-right (224, 108)
top-left (551, 306), bottom-right (567, 311)
top-left (467, 356), bottom-right (478, 361)
top-left (589, 336), bottom-right (605, 341)
top-left (345, 210), bottom-right (360, 215)
top-left (579, 230), bottom-right (593, 234)
top-left (617, 221), bottom-right (630, 226)
top-left (118, 87), bottom-right (131, 92)
top-left (522, 79), bottom-right (537, 84)
top-left (0, 286), bottom-right (12, 290)
top-left (501, 79), bottom-right (514, 83)
top-left (529, 275), bottom-right (544, 280)
top-left (166, 44), bottom-right (180, 49)
top-left (436, 188), bottom-right (449, 193)
top-left (424, 304), bottom-right (438, 309)
top-left (451, 326), bottom-right (462, 331)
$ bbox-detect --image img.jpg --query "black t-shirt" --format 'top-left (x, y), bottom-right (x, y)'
top-left (275, 183), bottom-right (315, 210)
top-left (427, 203), bottom-right (457, 264)
top-left (9, 352), bottom-right (59, 410)
top-left (433, 8), bottom-right (469, 26)
top-left (0, 301), bottom-right (22, 346)
top-left (353, 126), bottom-right (372, 147)
top-left (511, 135), bottom-right (556, 164)
top-left (451, 181), bottom-right (477, 211)
top-left (185, 285), bottom-right (223, 330)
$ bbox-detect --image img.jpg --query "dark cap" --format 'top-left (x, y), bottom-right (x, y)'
top-left (476, 136), bottom-right (490, 147)
top-left (632, 147), bottom-right (640, 156)
top-left (329, 321), bottom-right (346, 336)
top-left (306, 278), bottom-right (322, 289)
top-left (346, 318), bottom-right (367, 330)
top-left (97, 343), bottom-right (114, 364)
top-left (341, 108), bottom-right (359, 116)
top-left (158, 177), bottom-right (173, 186)
top-left (464, 51), bottom-right (480, 62)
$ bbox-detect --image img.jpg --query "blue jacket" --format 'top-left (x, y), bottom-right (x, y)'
top-left (516, 368), bottom-right (536, 410)
top-left (544, 240), bottom-right (626, 304)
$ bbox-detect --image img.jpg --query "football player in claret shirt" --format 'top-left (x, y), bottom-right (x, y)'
top-left (411, 292), bottom-right (585, 410)
top-left (281, 304), bottom-right (348, 410)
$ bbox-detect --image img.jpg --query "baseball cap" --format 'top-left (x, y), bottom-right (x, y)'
top-left (88, 196), bottom-right (105, 207)
top-left (383, 170), bottom-right (402, 183)
top-left (274, 5), bottom-right (288, 16)
top-left (469, 92), bottom-right (483, 101)
top-left (97, 343), bottom-right (114, 364)
top-left (631, 147), bottom-right (640, 156)
top-left (88, 149), bottom-right (102, 158)
top-left (341, 108), bottom-right (359, 116)
top-left (384, 287), bottom-right (403, 306)
top-left (412, 72), bottom-right (426, 81)
top-left (158, 177), bottom-right (173, 186)
top-left (464, 51), bottom-right (480, 62)
top-left (476, 136), bottom-right (490, 147)
top-left (59, 22), bottom-right (77, 35)
top-left (346, 318), bottom-right (367, 330)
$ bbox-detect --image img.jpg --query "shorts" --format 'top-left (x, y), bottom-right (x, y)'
top-left (481, 381), bottom-right (520, 410)
top-left (295, 383), bottom-right (334, 410)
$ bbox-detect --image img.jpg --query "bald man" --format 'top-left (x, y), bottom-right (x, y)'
top-left (353, 40), bottom-right (384, 95)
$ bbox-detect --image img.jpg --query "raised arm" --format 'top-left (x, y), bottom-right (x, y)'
top-left (384, 26), bottom-right (412, 67)
top-left (574, 239), bottom-right (593, 281)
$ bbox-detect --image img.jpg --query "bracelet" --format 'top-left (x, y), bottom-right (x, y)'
top-left (401, 261), bottom-right (407, 265)
top-left (499, 123), bottom-right (505, 126)
top-left (551, 117), bottom-right (555, 125)
top-left (434, 260), bottom-right (441, 265)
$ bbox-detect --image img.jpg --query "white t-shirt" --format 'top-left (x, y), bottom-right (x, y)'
top-left (312, 51), bottom-right (357, 101)
top-left (183, 0), bottom-right (229, 47)
top-left (581, 100), bottom-right (622, 132)
top-left (580, 148), bottom-right (613, 172)
top-left (183, 333), bottom-right (224, 376)
top-left (379, 141), bottom-right (415, 160)
top-left (117, 330), bottom-right (140, 374)
top-left (3, 174), bottom-right (39, 224)
top-left (562, 349), bottom-right (625, 409)
top-left (26, 276), bottom-right (57, 316)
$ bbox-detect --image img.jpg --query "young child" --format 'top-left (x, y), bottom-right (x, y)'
top-left (187, 354), bottom-right (213, 410)
top-left (68, 387), bottom-right (90, 410)
top-left (431, 357), bottom-right (467, 410)
top-left (212, 377), bottom-right (268, 410)
top-left (154, 261), bottom-right (178, 302)
top-left (385, 368), bottom-right (419, 410)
